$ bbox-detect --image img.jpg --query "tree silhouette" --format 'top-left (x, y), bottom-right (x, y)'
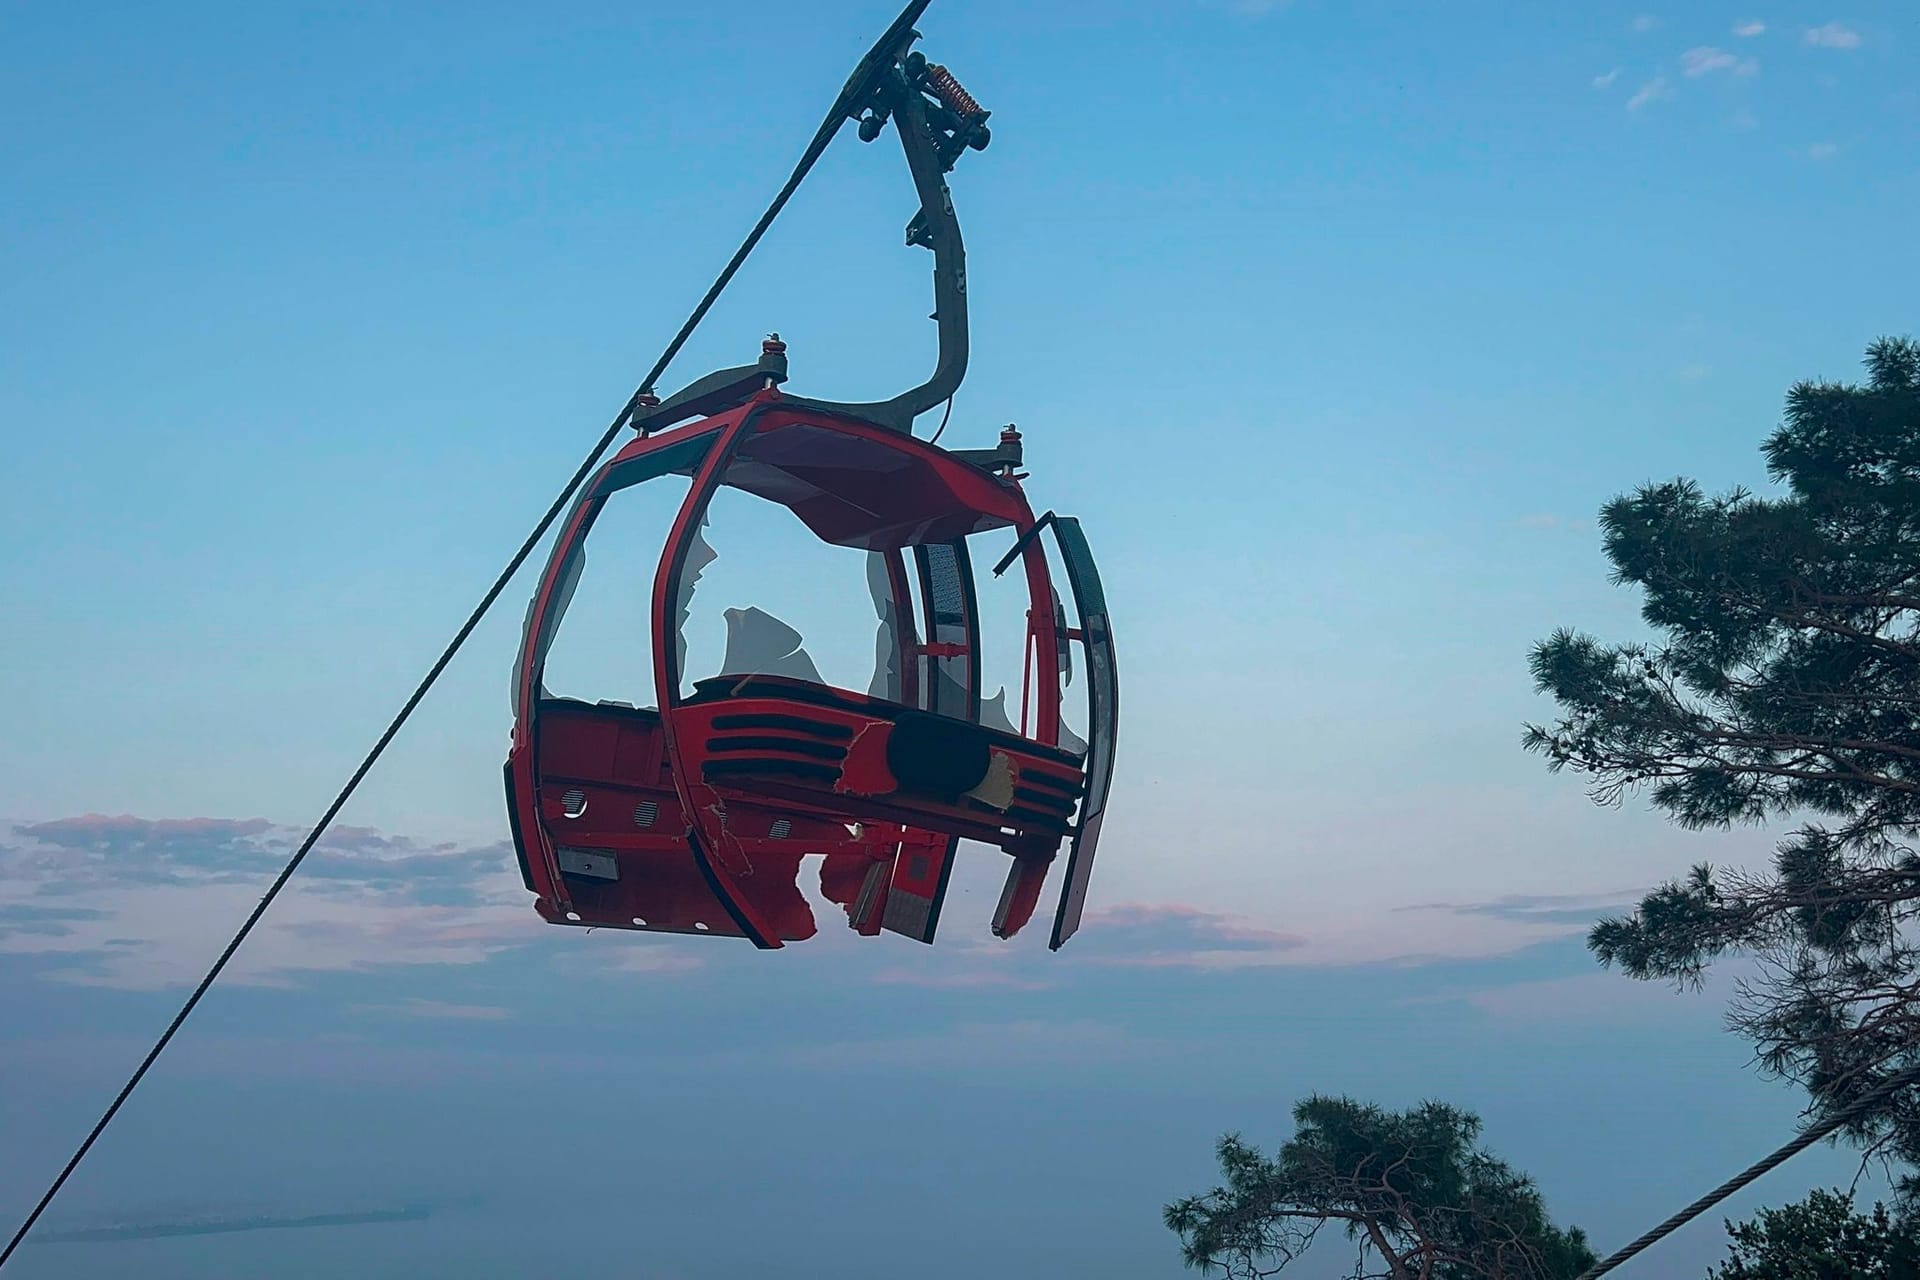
top-left (1165, 1096), bottom-right (1593, 1279)
top-left (1711, 1188), bottom-right (1920, 1279)
top-left (1526, 336), bottom-right (1920, 1190)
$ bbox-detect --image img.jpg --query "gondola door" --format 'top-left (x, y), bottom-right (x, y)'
top-left (879, 539), bottom-right (982, 943)
top-left (1046, 516), bottom-right (1117, 950)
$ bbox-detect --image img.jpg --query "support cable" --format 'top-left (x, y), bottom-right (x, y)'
top-left (1576, 1064), bottom-right (1920, 1278)
top-left (0, 3), bottom-right (931, 1266)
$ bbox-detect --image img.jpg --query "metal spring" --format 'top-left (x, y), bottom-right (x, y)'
top-left (926, 64), bottom-right (983, 118)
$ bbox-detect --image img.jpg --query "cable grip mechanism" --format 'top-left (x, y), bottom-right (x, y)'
top-left (854, 43), bottom-right (991, 172)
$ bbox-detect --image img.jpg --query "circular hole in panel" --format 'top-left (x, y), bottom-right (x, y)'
top-left (693, 921), bottom-right (710, 932)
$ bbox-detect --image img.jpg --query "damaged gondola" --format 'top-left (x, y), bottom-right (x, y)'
top-left (503, 14), bottom-right (1117, 950)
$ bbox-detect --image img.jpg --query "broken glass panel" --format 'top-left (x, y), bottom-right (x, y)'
top-left (866, 551), bottom-right (905, 702)
top-left (677, 483), bottom-right (913, 702)
top-left (719, 606), bottom-right (825, 683)
top-left (673, 522), bottom-right (717, 683)
top-left (979, 686), bottom-right (1018, 736)
top-left (537, 474), bottom-right (692, 711)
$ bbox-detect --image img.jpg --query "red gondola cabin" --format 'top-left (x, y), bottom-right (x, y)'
top-left (503, 17), bottom-right (1117, 950)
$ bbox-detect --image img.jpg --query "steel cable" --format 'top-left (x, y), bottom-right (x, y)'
top-left (0, 2), bottom-right (930, 1266)
top-left (1576, 1065), bottom-right (1920, 1278)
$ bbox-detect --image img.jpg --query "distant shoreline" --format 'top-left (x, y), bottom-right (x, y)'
top-left (39, 1206), bottom-right (432, 1244)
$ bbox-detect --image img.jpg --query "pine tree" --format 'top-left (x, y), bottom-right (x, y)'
top-left (1711, 1189), bottom-right (1920, 1279)
top-left (1166, 1096), bottom-right (1594, 1279)
top-left (1526, 336), bottom-right (1920, 1188)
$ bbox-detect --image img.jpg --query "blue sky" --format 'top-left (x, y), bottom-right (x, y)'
top-left (2, 2), bottom-right (1916, 1276)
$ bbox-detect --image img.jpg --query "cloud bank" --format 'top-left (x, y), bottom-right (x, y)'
top-left (0, 815), bottom-right (532, 989)
top-left (0, 813), bottom-right (1656, 996)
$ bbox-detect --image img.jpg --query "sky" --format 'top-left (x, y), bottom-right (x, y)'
top-left (2, 1), bottom-right (1917, 1276)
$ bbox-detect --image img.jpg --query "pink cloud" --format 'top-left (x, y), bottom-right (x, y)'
top-left (311, 824), bottom-right (406, 852)
top-left (0, 815), bottom-right (539, 989)
top-left (22, 814), bottom-right (273, 845)
top-left (1070, 902), bottom-right (1307, 969)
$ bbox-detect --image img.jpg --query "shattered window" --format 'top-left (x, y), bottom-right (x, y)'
top-left (1040, 531), bottom-right (1093, 758)
top-left (972, 530), bottom-right (1032, 737)
top-left (866, 550), bottom-right (908, 703)
top-left (964, 525), bottom-right (1089, 755)
top-left (536, 474), bottom-right (694, 711)
top-left (675, 484), bottom-right (910, 702)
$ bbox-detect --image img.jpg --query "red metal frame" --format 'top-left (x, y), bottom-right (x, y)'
top-left (505, 390), bottom-right (1105, 948)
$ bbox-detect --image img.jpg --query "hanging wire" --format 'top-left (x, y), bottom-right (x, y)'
top-left (928, 393), bottom-right (955, 444)
top-left (0, 2), bottom-right (931, 1268)
top-left (1576, 1064), bottom-right (1920, 1278)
